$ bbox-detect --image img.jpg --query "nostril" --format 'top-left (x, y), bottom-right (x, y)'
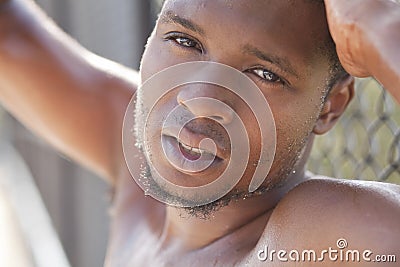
top-left (177, 95), bottom-right (234, 125)
top-left (178, 100), bottom-right (228, 123)
top-left (178, 99), bottom-right (189, 110)
top-left (209, 115), bottom-right (229, 124)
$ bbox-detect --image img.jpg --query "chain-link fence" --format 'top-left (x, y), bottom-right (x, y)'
top-left (308, 79), bottom-right (400, 185)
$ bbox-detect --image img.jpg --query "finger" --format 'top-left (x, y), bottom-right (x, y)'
top-left (337, 49), bottom-right (370, 78)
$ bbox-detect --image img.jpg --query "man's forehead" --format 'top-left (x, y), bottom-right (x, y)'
top-left (163, 0), bottom-right (325, 12)
top-left (161, 0), bottom-right (329, 37)
top-left (160, 0), bottom-right (332, 68)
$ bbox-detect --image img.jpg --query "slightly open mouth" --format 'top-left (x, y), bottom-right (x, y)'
top-left (179, 141), bottom-right (205, 161)
top-left (161, 135), bottom-right (223, 174)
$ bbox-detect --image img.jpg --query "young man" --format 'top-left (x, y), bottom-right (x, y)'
top-left (0, 0), bottom-right (399, 266)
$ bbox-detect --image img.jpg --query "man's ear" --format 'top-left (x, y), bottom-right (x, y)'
top-left (313, 75), bottom-right (355, 135)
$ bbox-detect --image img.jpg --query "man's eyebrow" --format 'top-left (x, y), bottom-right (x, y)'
top-left (243, 45), bottom-right (299, 78)
top-left (159, 11), bottom-right (205, 36)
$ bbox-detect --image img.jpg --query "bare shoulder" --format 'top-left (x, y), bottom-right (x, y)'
top-left (280, 176), bottom-right (400, 223)
top-left (280, 176), bottom-right (400, 215)
top-left (248, 177), bottom-right (400, 266)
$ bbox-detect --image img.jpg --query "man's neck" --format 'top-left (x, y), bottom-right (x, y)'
top-left (158, 170), bottom-right (310, 251)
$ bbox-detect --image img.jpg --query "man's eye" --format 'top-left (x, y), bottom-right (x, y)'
top-left (165, 33), bottom-right (202, 52)
top-left (176, 37), bottom-right (197, 47)
top-left (252, 69), bottom-right (282, 83)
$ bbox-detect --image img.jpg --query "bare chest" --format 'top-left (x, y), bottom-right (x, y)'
top-left (105, 213), bottom-right (267, 267)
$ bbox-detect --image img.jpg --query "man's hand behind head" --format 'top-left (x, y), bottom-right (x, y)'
top-left (324, 0), bottom-right (373, 78)
top-left (324, 0), bottom-right (400, 102)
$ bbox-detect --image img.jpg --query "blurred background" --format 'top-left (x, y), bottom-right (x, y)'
top-left (0, 0), bottom-right (399, 267)
top-left (0, 1), bottom-right (162, 266)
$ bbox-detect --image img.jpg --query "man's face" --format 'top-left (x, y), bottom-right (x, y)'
top-left (135, 0), bottom-right (334, 209)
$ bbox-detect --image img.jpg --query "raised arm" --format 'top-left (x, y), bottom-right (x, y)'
top-left (0, 0), bottom-right (138, 183)
top-left (324, 0), bottom-right (400, 102)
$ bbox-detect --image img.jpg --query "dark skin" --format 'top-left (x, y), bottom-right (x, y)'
top-left (0, 0), bottom-right (399, 266)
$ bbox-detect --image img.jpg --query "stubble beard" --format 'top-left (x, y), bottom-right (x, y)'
top-left (132, 85), bottom-right (315, 219)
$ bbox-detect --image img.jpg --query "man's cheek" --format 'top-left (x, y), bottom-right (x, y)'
top-left (140, 38), bottom-right (193, 83)
top-left (274, 119), bottom-right (309, 158)
top-left (140, 38), bottom-right (170, 82)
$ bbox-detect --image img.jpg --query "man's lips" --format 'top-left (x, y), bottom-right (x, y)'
top-left (162, 125), bottom-right (229, 161)
top-left (161, 135), bottom-right (223, 175)
top-left (178, 141), bottom-right (206, 161)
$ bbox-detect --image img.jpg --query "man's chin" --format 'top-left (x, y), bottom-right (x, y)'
top-left (176, 182), bottom-right (282, 219)
top-left (136, 149), bottom-right (301, 219)
top-left (141, 165), bottom-right (280, 219)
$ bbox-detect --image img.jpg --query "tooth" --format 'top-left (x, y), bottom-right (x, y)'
top-left (180, 141), bottom-right (211, 155)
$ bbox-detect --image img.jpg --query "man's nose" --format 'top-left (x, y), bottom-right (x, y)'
top-left (176, 84), bottom-right (234, 125)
